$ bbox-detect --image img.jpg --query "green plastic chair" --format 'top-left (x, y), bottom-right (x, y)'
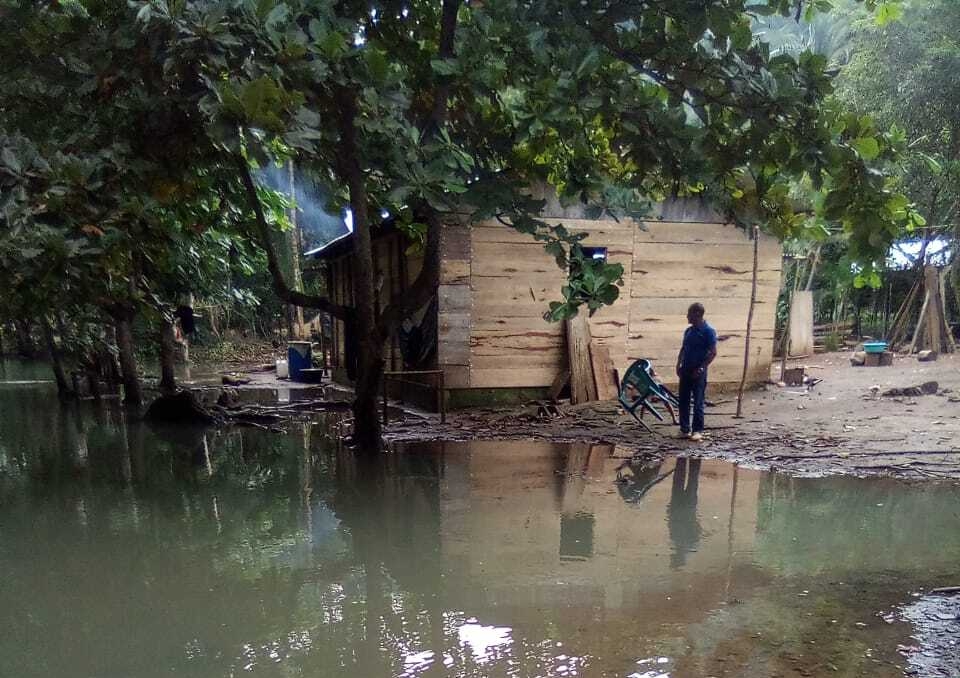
top-left (618, 359), bottom-right (680, 432)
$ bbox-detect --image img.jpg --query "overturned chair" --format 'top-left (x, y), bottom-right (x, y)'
top-left (618, 358), bottom-right (680, 433)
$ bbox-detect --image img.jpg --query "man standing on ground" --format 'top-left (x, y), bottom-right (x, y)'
top-left (675, 302), bottom-right (717, 441)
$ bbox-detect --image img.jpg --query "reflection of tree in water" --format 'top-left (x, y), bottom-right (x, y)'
top-left (668, 457), bottom-right (703, 570)
top-left (755, 472), bottom-right (960, 577)
top-left (0, 411), bottom-right (357, 678)
top-left (2, 414), bottom-right (602, 678)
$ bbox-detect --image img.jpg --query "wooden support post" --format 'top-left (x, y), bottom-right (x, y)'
top-left (908, 289), bottom-right (930, 355)
top-left (566, 314), bottom-right (597, 404)
top-left (941, 264), bottom-right (957, 352)
top-left (778, 273), bottom-right (795, 382)
top-left (924, 265), bottom-right (943, 354)
top-left (736, 225), bottom-right (760, 418)
top-left (381, 378), bottom-right (389, 425)
top-left (438, 370), bottom-right (446, 424)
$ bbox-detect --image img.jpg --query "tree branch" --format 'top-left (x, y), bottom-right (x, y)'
top-left (236, 156), bottom-right (349, 319)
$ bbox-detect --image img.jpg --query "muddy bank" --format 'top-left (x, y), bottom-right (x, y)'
top-left (384, 352), bottom-right (960, 481)
top-left (383, 402), bottom-right (960, 480)
top-left (169, 350), bottom-right (960, 481)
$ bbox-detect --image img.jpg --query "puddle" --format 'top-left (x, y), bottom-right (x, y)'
top-left (1, 365), bottom-right (959, 677)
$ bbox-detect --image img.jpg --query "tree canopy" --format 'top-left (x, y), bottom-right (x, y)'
top-left (0, 0), bottom-right (921, 442)
top-left (836, 0), bottom-right (960, 255)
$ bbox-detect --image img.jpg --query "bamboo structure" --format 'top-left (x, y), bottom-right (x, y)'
top-left (889, 264), bottom-right (954, 354)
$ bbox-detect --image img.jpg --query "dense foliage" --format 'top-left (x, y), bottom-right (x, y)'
top-left (0, 0), bottom-right (921, 444)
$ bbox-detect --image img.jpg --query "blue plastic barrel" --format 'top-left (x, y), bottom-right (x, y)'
top-left (287, 342), bottom-right (313, 381)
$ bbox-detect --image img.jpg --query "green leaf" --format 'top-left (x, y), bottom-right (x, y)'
top-left (430, 59), bottom-right (460, 76)
top-left (366, 49), bottom-right (389, 82)
top-left (850, 137), bottom-right (880, 160)
top-left (136, 3), bottom-right (152, 23)
top-left (1, 147), bottom-right (21, 174)
top-left (916, 152), bottom-right (943, 175)
top-left (265, 3), bottom-right (290, 28)
top-left (874, 2), bottom-right (904, 26)
top-left (576, 49), bottom-right (600, 77)
top-left (308, 18), bottom-right (326, 39)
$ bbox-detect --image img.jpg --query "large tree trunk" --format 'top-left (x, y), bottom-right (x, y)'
top-left (41, 319), bottom-right (73, 398)
top-left (114, 315), bottom-right (143, 406)
top-left (337, 89), bottom-right (384, 452)
top-left (159, 316), bottom-right (177, 393)
top-left (234, 0), bottom-right (460, 452)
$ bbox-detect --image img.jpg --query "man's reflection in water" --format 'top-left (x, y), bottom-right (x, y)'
top-left (668, 457), bottom-right (703, 569)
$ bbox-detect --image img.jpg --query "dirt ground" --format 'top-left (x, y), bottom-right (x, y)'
top-left (384, 351), bottom-right (960, 480)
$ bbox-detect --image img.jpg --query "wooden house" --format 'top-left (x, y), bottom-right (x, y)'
top-left (312, 199), bottom-right (783, 407)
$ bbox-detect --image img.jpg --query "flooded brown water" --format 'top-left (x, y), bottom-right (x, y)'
top-left (1, 360), bottom-right (957, 678)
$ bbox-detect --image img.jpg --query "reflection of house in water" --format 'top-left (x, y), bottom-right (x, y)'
top-left (401, 440), bottom-right (764, 626)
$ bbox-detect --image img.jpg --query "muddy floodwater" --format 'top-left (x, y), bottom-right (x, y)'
top-left (1, 361), bottom-right (959, 678)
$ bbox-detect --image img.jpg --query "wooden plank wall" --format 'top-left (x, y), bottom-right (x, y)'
top-left (629, 222), bottom-right (781, 384)
top-left (328, 232), bottom-right (420, 375)
top-left (454, 218), bottom-right (782, 389)
top-left (437, 224), bottom-right (472, 388)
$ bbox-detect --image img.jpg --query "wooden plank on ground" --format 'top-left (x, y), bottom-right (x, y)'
top-left (589, 343), bottom-right (618, 401)
top-left (566, 314), bottom-right (597, 404)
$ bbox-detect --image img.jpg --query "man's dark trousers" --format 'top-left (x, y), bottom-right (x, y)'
top-left (678, 371), bottom-right (707, 434)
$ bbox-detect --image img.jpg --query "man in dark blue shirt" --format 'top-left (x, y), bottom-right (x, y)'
top-left (675, 303), bottom-right (717, 441)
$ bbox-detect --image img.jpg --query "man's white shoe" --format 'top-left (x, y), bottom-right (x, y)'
top-left (690, 432), bottom-right (703, 442)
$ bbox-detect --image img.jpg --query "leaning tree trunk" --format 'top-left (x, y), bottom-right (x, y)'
top-left (114, 314), bottom-right (143, 406)
top-left (159, 316), bottom-right (177, 393)
top-left (41, 319), bottom-right (73, 398)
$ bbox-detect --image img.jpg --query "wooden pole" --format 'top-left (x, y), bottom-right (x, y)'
top-left (778, 259), bottom-right (799, 382)
top-left (438, 370), bottom-right (446, 424)
top-left (923, 265), bottom-right (943, 354)
top-left (736, 226), bottom-right (760, 418)
top-left (907, 289), bottom-right (930, 355)
top-left (381, 377), bottom-right (389, 425)
top-left (939, 263), bottom-right (956, 352)
top-left (288, 160), bottom-right (306, 339)
top-left (888, 277), bottom-right (921, 347)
